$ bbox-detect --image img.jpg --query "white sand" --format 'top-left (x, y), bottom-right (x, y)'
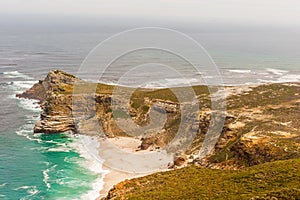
top-left (107, 137), bottom-right (141, 153)
top-left (96, 136), bottom-right (171, 199)
top-left (76, 135), bottom-right (171, 199)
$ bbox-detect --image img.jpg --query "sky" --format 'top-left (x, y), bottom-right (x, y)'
top-left (0, 0), bottom-right (299, 28)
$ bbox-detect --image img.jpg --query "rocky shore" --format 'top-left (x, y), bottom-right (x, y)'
top-left (17, 70), bottom-right (300, 199)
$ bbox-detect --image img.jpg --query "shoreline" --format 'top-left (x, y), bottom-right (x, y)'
top-left (97, 166), bottom-right (151, 199)
top-left (75, 135), bottom-right (106, 200)
top-left (76, 135), bottom-right (155, 200)
top-left (97, 137), bottom-right (158, 200)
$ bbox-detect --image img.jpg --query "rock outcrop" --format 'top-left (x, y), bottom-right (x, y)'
top-left (17, 70), bottom-right (300, 170)
top-left (17, 70), bottom-right (81, 133)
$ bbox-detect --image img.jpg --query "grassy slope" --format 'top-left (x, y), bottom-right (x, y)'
top-left (58, 82), bottom-right (210, 100)
top-left (106, 158), bottom-right (300, 200)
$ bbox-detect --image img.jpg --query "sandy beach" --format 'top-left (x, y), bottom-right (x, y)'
top-left (95, 136), bottom-right (171, 199)
top-left (77, 128), bottom-right (169, 199)
top-left (98, 136), bottom-right (144, 199)
top-left (97, 166), bottom-right (150, 199)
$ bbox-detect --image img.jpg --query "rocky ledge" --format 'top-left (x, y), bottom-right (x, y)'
top-left (17, 70), bottom-right (300, 170)
top-left (17, 70), bottom-right (81, 133)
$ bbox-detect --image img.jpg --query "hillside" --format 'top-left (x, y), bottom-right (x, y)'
top-left (104, 158), bottom-right (300, 200)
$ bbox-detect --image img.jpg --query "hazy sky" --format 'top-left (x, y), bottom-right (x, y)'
top-left (1, 0), bottom-right (299, 26)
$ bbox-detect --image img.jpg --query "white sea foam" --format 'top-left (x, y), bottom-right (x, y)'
top-left (277, 74), bottom-right (300, 83)
top-left (42, 164), bottom-right (58, 190)
top-left (14, 185), bottom-right (39, 195)
top-left (244, 82), bottom-right (257, 85)
top-left (5, 71), bottom-right (43, 145)
top-left (0, 81), bottom-right (13, 86)
top-left (15, 185), bottom-right (39, 200)
top-left (14, 186), bottom-right (31, 190)
top-left (9, 81), bottom-right (38, 102)
top-left (43, 170), bottom-right (50, 189)
top-left (47, 147), bottom-right (71, 152)
top-left (27, 187), bottom-right (39, 195)
top-left (69, 135), bottom-right (106, 200)
top-left (3, 71), bottom-right (33, 79)
top-left (195, 71), bottom-right (204, 75)
top-left (76, 135), bottom-right (104, 172)
top-left (81, 176), bottom-right (105, 200)
top-left (17, 98), bottom-right (40, 113)
top-left (201, 75), bottom-right (214, 79)
top-left (257, 79), bottom-right (271, 83)
top-left (29, 147), bottom-right (49, 152)
top-left (165, 78), bottom-right (199, 86)
top-left (12, 80), bottom-right (37, 90)
top-left (16, 130), bottom-right (42, 143)
top-left (266, 68), bottom-right (289, 76)
top-left (64, 156), bottom-right (79, 163)
top-left (0, 183), bottom-right (7, 187)
top-left (140, 81), bottom-right (166, 88)
top-left (45, 140), bottom-right (60, 144)
top-left (140, 78), bottom-right (201, 88)
top-left (228, 69), bottom-right (252, 74)
top-left (6, 81), bottom-right (41, 113)
top-left (55, 178), bottom-right (65, 185)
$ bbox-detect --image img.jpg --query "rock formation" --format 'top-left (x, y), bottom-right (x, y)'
top-left (17, 70), bottom-right (300, 169)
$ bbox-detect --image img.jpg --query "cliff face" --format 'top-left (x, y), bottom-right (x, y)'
top-left (17, 70), bottom-right (300, 169)
top-left (17, 70), bottom-right (81, 133)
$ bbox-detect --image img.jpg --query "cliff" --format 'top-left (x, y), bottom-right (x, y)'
top-left (17, 70), bottom-right (82, 133)
top-left (17, 70), bottom-right (300, 168)
top-left (17, 70), bottom-right (300, 199)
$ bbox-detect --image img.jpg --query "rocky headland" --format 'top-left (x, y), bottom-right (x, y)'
top-left (17, 70), bottom-right (300, 199)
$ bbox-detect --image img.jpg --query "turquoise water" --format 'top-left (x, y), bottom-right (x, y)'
top-left (0, 73), bottom-right (100, 200)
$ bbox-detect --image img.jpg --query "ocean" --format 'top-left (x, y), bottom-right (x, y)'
top-left (0, 24), bottom-right (300, 199)
top-left (0, 70), bottom-right (105, 200)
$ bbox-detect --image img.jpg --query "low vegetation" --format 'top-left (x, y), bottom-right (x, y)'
top-left (105, 158), bottom-right (300, 199)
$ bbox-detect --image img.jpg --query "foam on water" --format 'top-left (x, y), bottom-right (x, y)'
top-left (3, 71), bottom-right (34, 79)
top-left (139, 77), bottom-right (201, 88)
top-left (0, 81), bottom-right (13, 86)
top-left (277, 74), bottom-right (300, 83)
top-left (70, 135), bottom-right (106, 200)
top-left (43, 164), bottom-right (57, 189)
top-left (228, 69), bottom-right (252, 73)
top-left (266, 68), bottom-right (289, 76)
top-left (17, 97), bottom-right (41, 113)
top-left (14, 185), bottom-right (40, 200)
top-left (165, 78), bottom-right (199, 86)
top-left (47, 147), bottom-right (71, 152)
top-left (3, 71), bottom-right (41, 113)
top-left (16, 129), bottom-right (42, 143)
top-left (12, 80), bottom-right (37, 89)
